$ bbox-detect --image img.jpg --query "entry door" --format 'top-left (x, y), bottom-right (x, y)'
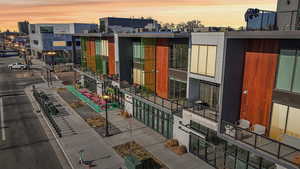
top-left (240, 40), bottom-right (278, 127)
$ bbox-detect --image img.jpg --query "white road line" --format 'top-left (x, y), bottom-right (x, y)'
top-left (0, 97), bottom-right (5, 141)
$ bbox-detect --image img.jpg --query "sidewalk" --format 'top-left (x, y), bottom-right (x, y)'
top-left (26, 81), bottom-right (214, 169)
top-left (26, 83), bottom-right (126, 169)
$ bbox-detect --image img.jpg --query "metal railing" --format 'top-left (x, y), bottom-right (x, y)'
top-left (245, 9), bottom-right (300, 31)
top-left (221, 120), bottom-right (300, 168)
top-left (33, 89), bottom-right (62, 137)
top-left (183, 101), bottom-right (219, 122)
top-left (123, 85), bottom-right (184, 113)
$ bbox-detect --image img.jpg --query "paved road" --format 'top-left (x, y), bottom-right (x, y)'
top-left (0, 57), bottom-right (64, 169)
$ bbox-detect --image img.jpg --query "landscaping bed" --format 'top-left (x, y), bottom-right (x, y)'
top-left (113, 141), bottom-right (169, 169)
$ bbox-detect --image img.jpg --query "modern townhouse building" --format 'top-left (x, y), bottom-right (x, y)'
top-left (72, 32), bottom-right (189, 139)
top-left (220, 31), bottom-right (300, 169)
top-left (71, 30), bottom-right (300, 169)
top-left (116, 32), bottom-right (189, 138)
top-left (72, 33), bottom-right (119, 97)
top-left (29, 23), bottom-right (98, 65)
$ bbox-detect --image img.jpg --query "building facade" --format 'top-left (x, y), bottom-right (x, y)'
top-left (18, 21), bottom-right (29, 35)
top-left (29, 23), bottom-right (97, 65)
top-left (71, 28), bottom-right (300, 169)
top-left (99, 17), bottom-right (160, 33)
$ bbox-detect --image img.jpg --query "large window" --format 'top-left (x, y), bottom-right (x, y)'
top-left (133, 99), bottom-right (173, 138)
top-left (170, 43), bottom-right (188, 70)
top-left (199, 82), bottom-right (219, 110)
top-left (190, 45), bottom-right (217, 77)
top-left (270, 103), bottom-right (300, 140)
top-left (276, 49), bottom-right (300, 93)
top-left (169, 79), bottom-right (186, 99)
top-left (40, 26), bottom-right (54, 34)
top-left (225, 144), bottom-right (274, 169)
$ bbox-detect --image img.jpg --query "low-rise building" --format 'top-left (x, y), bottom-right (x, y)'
top-left (29, 23), bottom-right (98, 65)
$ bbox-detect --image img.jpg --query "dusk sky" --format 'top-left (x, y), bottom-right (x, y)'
top-left (0, 0), bottom-right (277, 31)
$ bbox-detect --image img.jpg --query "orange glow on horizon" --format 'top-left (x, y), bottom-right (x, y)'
top-left (0, 0), bottom-right (277, 31)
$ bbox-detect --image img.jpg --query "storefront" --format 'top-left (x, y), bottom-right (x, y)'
top-left (133, 99), bottom-right (173, 139)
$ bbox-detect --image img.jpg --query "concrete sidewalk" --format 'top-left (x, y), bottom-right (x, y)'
top-left (25, 83), bottom-right (126, 169)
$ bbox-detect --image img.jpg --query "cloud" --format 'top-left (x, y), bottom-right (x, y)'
top-left (0, 0), bottom-right (277, 30)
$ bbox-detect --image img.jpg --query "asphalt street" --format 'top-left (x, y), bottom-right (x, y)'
top-left (0, 57), bottom-right (64, 169)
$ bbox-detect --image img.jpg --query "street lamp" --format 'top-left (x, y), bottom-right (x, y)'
top-left (103, 95), bottom-right (110, 137)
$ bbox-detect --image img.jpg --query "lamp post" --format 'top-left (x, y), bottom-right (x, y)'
top-left (46, 51), bottom-right (56, 86)
top-left (103, 95), bottom-right (110, 137)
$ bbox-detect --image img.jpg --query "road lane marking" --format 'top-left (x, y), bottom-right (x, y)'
top-left (0, 97), bottom-right (5, 141)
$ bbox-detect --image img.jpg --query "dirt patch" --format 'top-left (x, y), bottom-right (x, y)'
top-left (113, 141), bottom-right (168, 169)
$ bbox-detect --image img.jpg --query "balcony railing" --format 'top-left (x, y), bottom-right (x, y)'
top-left (245, 9), bottom-right (300, 31)
top-left (123, 85), bottom-right (184, 113)
top-left (183, 101), bottom-right (219, 122)
top-left (221, 120), bottom-right (300, 168)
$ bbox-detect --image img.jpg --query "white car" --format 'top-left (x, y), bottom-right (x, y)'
top-left (8, 63), bottom-right (27, 70)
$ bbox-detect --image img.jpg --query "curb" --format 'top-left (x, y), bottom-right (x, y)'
top-left (25, 86), bottom-right (75, 169)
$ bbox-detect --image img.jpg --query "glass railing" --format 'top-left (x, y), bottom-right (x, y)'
top-left (221, 120), bottom-right (300, 168)
top-left (123, 85), bottom-right (184, 113)
top-left (183, 101), bottom-right (219, 122)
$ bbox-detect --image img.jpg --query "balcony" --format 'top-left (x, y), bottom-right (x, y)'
top-left (245, 9), bottom-right (300, 31)
top-left (221, 121), bottom-right (300, 169)
top-left (183, 101), bottom-right (219, 122)
top-left (122, 85), bottom-right (184, 113)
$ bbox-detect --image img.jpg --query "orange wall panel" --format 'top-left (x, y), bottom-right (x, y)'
top-left (108, 37), bottom-right (116, 75)
top-left (90, 40), bottom-right (96, 72)
top-left (240, 40), bottom-right (279, 127)
top-left (156, 39), bottom-right (169, 99)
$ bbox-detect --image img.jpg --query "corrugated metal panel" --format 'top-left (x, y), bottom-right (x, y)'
top-left (240, 39), bottom-right (279, 127)
top-left (95, 39), bottom-right (102, 73)
top-left (102, 60), bottom-right (107, 75)
top-left (90, 40), bottom-right (96, 73)
top-left (86, 39), bottom-right (91, 70)
top-left (95, 39), bottom-right (101, 56)
top-left (156, 38), bottom-right (169, 99)
top-left (101, 40), bottom-right (108, 56)
top-left (206, 46), bottom-right (217, 76)
top-left (142, 38), bottom-right (156, 91)
top-left (108, 37), bottom-right (116, 75)
top-left (190, 45), bottom-right (199, 73)
top-left (80, 37), bottom-right (87, 69)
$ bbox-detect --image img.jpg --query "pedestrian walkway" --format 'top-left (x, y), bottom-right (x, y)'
top-left (26, 83), bottom-right (126, 169)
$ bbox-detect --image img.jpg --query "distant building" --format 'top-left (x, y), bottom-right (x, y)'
top-left (18, 21), bottom-right (29, 35)
top-left (99, 17), bottom-right (160, 33)
top-left (245, 0), bottom-right (300, 31)
top-left (29, 23), bottom-right (98, 65)
top-left (276, 0), bottom-right (300, 30)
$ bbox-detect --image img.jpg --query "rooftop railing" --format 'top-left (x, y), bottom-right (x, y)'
top-left (221, 120), bottom-right (300, 169)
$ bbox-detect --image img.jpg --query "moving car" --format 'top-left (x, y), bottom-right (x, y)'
top-left (8, 63), bottom-right (27, 70)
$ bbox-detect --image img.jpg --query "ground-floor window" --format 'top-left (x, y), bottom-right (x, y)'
top-left (225, 143), bottom-right (274, 169)
top-left (189, 122), bottom-right (274, 169)
top-left (169, 79), bottom-right (186, 99)
top-left (269, 103), bottom-right (300, 140)
top-left (133, 99), bottom-right (173, 138)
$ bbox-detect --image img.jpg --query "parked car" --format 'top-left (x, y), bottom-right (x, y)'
top-left (8, 63), bottom-right (27, 70)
